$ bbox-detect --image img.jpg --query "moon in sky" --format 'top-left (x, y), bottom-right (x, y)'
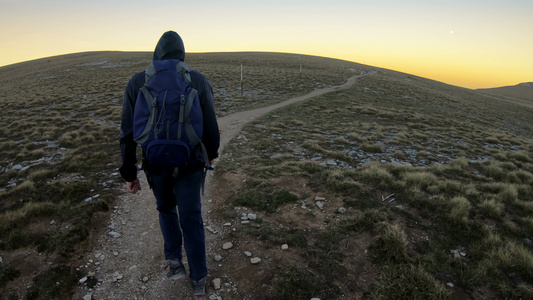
top-left (450, 30), bottom-right (454, 35)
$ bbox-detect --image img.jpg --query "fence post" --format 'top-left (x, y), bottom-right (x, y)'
top-left (240, 64), bottom-right (243, 96)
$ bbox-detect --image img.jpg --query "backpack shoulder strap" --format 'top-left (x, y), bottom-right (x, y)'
top-left (175, 61), bottom-right (192, 84)
top-left (174, 61), bottom-right (209, 169)
top-left (144, 63), bottom-right (157, 85)
top-left (133, 85), bottom-right (157, 144)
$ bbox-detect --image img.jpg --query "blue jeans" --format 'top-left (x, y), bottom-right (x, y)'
top-left (147, 170), bottom-right (207, 280)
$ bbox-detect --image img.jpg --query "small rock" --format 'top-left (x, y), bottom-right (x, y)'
top-left (315, 196), bottom-right (326, 201)
top-left (84, 197), bottom-right (93, 203)
top-left (250, 257), bottom-right (261, 264)
top-left (212, 278), bottom-right (221, 290)
top-left (223, 222), bottom-right (232, 227)
top-left (108, 231), bottom-right (121, 238)
top-left (142, 277), bottom-right (149, 283)
top-left (0, 256), bottom-right (2, 263)
top-left (244, 251), bottom-right (252, 257)
top-left (206, 226), bottom-right (218, 234)
top-left (326, 160), bottom-right (337, 166)
top-left (447, 282), bottom-right (454, 288)
top-left (311, 298), bottom-right (321, 300)
top-left (112, 271), bottom-right (123, 281)
top-left (241, 221), bottom-right (250, 224)
top-left (338, 207), bottom-right (347, 214)
top-left (524, 238), bottom-right (532, 244)
top-left (241, 213), bottom-right (248, 220)
top-left (79, 276), bottom-right (88, 284)
top-left (223, 242), bottom-right (234, 250)
top-left (113, 252), bottom-right (119, 256)
top-left (50, 220), bottom-right (55, 225)
top-left (83, 294), bottom-right (92, 300)
top-left (316, 201), bottom-right (324, 209)
top-left (214, 254), bottom-right (223, 262)
top-left (247, 213), bottom-right (257, 220)
top-left (281, 244), bottom-right (289, 250)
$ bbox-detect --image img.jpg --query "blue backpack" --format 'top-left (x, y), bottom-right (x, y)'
top-left (133, 59), bottom-right (208, 170)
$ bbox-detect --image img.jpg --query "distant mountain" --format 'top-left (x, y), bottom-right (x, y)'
top-left (477, 82), bottom-right (533, 103)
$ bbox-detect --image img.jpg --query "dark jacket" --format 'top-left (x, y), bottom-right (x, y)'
top-left (119, 31), bottom-right (220, 182)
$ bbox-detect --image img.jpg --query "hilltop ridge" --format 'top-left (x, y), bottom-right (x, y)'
top-left (477, 81), bottom-right (533, 104)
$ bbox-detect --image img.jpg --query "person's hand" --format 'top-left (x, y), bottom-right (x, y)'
top-left (126, 178), bottom-right (141, 194)
top-left (208, 160), bottom-right (215, 170)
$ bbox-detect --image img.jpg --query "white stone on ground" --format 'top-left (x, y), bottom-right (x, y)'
top-left (250, 257), bottom-right (261, 264)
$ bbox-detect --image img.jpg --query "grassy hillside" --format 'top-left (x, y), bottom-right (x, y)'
top-left (0, 51), bottom-right (532, 299)
top-left (214, 71), bottom-right (533, 298)
top-left (477, 82), bottom-right (533, 109)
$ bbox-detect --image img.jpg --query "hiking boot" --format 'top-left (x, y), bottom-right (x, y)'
top-left (166, 261), bottom-right (186, 280)
top-left (191, 277), bottom-right (206, 296)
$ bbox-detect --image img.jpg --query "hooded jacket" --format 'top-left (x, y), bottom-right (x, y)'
top-left (119, 31), bottom-right (220, 182)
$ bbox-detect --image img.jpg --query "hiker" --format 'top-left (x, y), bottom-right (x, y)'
top-left (119, 30), bottom-right (220, 296)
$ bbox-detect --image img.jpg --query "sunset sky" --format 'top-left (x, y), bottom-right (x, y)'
top-left (1, 0), bottom-right (531, 89)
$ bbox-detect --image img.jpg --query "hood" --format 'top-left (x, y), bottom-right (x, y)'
top-left (153, 31), bottom-right (185, 61)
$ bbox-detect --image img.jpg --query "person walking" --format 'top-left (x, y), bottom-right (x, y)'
top-left (119, 30), bottom-right (220, 296)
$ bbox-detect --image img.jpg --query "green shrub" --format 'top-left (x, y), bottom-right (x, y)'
top-left (478, 198), bottom-right (504, 219)
top-left (371, 264), bottom-right (450, 300)
top-left (403, 171), bottom-right (437, 190)
top-left (370, 223), bottom-right (409, 264)
top-left (509, 151), bottom-right (531, 163)
top-left (359, 163), bottom-right (394, 188)
top-left (360, 142), bottom-right (383, 153)
top-left (450, 157), bottom-right (469, 170)
top-left (499, 184), bottom-right (518, 203)
top-left (449, 196), bottom-right (472, 225)
top-left (324, 169), bottom-right (364, 194)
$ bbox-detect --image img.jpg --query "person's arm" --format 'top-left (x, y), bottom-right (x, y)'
top-left (193, 72), bottom-right (220, 162)
top-left (119, 73), bottom-right (144, 192)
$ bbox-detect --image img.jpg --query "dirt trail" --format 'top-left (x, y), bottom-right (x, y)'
top-left (75, 71), bottom-right (372, 300)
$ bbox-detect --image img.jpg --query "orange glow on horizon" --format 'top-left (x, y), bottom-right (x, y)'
top-left (0, 1), bottom-right (531, 90)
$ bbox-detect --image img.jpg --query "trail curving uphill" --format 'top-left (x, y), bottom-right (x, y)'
top-left (75, 71), bottom-right (373, 300)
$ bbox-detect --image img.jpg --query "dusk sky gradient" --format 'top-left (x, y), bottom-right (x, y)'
top-left (1, 0), bottom-right (531, 89)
